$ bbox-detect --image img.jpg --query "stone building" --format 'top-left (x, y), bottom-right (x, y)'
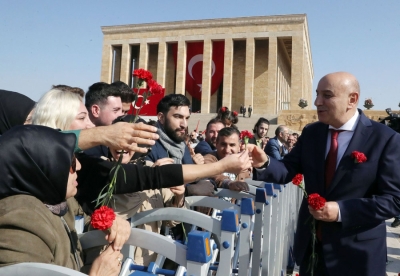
top-left (100, 14), bottom-right (313, 115)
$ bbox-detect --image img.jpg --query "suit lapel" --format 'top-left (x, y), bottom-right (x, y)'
top-left (327, 111), bottom-right (372, 195)
top-left (315, 124), bottom-right (329, 196)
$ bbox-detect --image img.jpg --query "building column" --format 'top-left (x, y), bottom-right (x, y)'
top-left (138, 41), bottom-right (148, 70)
top-left (291, 34), bottom-right (304, 110)
top-left (120, 44), bottom-right (131, 84)
top-left (201, 39), bottom-right (212, 113)
top-left (267, 36), bottom-right (278, 114)
top-left (244, 37), bottom-right (255, 107)
top-left (175, 40), bottom-right (187, 95)
top-left (222, 38), bottom-right (233, 109)
top-left (100, 44), bottom-right (113, 83)
top-left (156, 41), bottom-right (167, 87)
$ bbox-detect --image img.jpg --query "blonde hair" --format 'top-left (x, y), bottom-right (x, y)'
top-left (32, 89), bottom-right (82, 131)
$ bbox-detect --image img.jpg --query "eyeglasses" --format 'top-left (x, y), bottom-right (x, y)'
top-left (70, 155), bottom-right (77, 174)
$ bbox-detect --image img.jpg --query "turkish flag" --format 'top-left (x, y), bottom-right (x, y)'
top-left (173, 41), bottom-right (225, 100)
top-left (127, 88), bottom-right (165, 116)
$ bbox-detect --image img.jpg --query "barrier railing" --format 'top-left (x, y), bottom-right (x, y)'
top-left (0, 180), bottom-right (302, 276)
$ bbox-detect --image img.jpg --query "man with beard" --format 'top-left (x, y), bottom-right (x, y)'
top-left (194, 118), bottom-right (225, 155)
top-left (146, 94), bottom-right (214, 196)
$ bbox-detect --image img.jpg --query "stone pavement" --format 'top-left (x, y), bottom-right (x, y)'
top-left (290, 219), bottom-right (400, 276)
top-left (386, 218), bottom-right (400, 276)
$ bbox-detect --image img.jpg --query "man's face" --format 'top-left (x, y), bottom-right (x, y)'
top-left (160, 106), bottom-right (190, 143)
top-left (278, 127), bottom-right (290, 143)
top-left (287, 135), bottom-right (295, 147)
top-left (121, 102), bottom-right (131, 115)
top-left (314, 75), bottom-right (357, 128)
top-left (205, 122), bottom-right (224, 148)
top-left (216, 133), bottom-right (240, 160)
top-left (96, 96), bottom-right (123, 126)
top-left (256, 123), bottom-right (269, 138)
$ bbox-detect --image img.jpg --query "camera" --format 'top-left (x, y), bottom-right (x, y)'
top-left (380, 108), bottom-right (400, 133)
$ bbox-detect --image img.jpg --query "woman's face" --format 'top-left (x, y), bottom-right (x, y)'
top-left (69, 102), bottom-right (94, 130)
top-left (66, 157), bottom-right (82, 199)
top-left (109, 147), bottom-right (135, 164)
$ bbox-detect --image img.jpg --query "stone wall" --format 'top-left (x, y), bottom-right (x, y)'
top-left (278, 109), bottom-right (391, 132)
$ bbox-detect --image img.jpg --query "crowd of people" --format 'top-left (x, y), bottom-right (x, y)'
top-left (1, 71), bottom-right (400, 276)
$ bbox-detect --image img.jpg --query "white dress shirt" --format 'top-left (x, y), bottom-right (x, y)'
top-left (326, 110), bottom-right (360, 221)
top-left (326, 110), bottom-right (360, 168)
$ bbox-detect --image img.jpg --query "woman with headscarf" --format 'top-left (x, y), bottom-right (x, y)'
top-left (0, 89), bottom-right (36, 135)
top-left (0, 125), bottom-right (123, 276)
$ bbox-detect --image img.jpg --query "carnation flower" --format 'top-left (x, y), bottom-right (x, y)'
top-left (220, 107), bottom-right (227, 113)
top-left (307, 193), bottom-right (326, 210)
top-left (240, 130), bottom-right (253, 147)
top-left (91, 206), bottom-right (116, 231)
top-left (351, 151), bottom-right (367, 163)
top-left (292, 174), bottom-right (303, 186)
top-left (148, 79), bottom-right (163, 95)
top-left (233, 111), bottom-right (238, 117)
top-left (133, 68), bottom-right (153, 82)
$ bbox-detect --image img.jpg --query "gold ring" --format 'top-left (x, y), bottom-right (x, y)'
top-left (117, 257), bottom-right (122, 265)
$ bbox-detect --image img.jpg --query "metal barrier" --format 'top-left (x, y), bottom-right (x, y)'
top-left (2, 180), bottom-right (302, 276)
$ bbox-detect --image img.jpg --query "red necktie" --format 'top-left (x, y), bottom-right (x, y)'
top-left (325, 129), bottom-right (343, 188)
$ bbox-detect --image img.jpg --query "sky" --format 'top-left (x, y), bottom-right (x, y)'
top-left (1, 0), bottom-right (399, 111)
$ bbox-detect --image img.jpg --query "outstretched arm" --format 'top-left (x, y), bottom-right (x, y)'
top-left (78, 122), bottom-right (159, 153)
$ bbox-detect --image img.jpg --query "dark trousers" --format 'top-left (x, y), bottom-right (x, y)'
top-left (299, 240), bottom-right (330, 276)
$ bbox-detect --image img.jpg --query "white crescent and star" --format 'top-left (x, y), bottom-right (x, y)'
top-left (132, 95), bottom-right (150, 109)
top-left (188, 54), bottom-right (216, 92)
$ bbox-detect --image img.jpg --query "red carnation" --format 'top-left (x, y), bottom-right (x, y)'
top-left (307, 193), bottom-right (326, 210)
top-left (240, 130), bottom-right (254, 146)
top-left (351, 151), bottom-right (367, 163)
top-left (292, 174), bottom-right (303, 186)
top-left (233, 111), bottom-right (238, 117)
top-left (147, 79), bottom-right (163, 95)
top-left (220, 107), bottom-right (227, 113)
top-left (133, 68), bottom-right (153, 82)
top-left (240, 130), bottom-right (254, 140)
top-left (91, 206), bottom-right (116, 231)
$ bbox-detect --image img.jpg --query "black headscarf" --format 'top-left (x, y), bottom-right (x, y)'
top-left (0, 89), bottom-right (36, 135)
top-left (0, 125), bottom-right (76, 205)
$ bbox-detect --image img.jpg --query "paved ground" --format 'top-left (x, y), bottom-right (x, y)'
top-left (386, 218), bottom-right (400, 276)
top-left (290, 219), bottom-right (400, 276)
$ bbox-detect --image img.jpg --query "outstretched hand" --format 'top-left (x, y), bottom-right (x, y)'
top-left (99, 122), bottom-right (159, 153)
top-left (220, 150), bottom-right (251, 175)
top-left (246, 144), bottom-right (269, 168)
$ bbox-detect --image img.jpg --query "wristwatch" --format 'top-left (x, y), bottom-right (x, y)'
top-left (256, 157), bottom-right (270, 169)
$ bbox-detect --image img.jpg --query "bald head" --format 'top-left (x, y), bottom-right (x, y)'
top-left (321, 72), bottom-right (360, 97)
top-left (315, 72), bottom-right (360, 128)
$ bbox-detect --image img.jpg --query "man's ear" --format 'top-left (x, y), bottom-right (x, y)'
top-left (91, 105), bottom-right (101, 118)
top-left (349, 92), bottom-right (359, 107)
top-left (157, 112), bottom-right (165, 124)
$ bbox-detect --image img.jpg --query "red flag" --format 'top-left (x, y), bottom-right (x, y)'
top-left (127, 88), bottom-right (165, 116)
top-left (173, 41), bottom-right (225, 101)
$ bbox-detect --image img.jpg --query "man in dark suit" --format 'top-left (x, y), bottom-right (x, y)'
top-left (249, 72), bottom-right (400, 276)
top-left (264, 125), bottom-right (289, 160)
